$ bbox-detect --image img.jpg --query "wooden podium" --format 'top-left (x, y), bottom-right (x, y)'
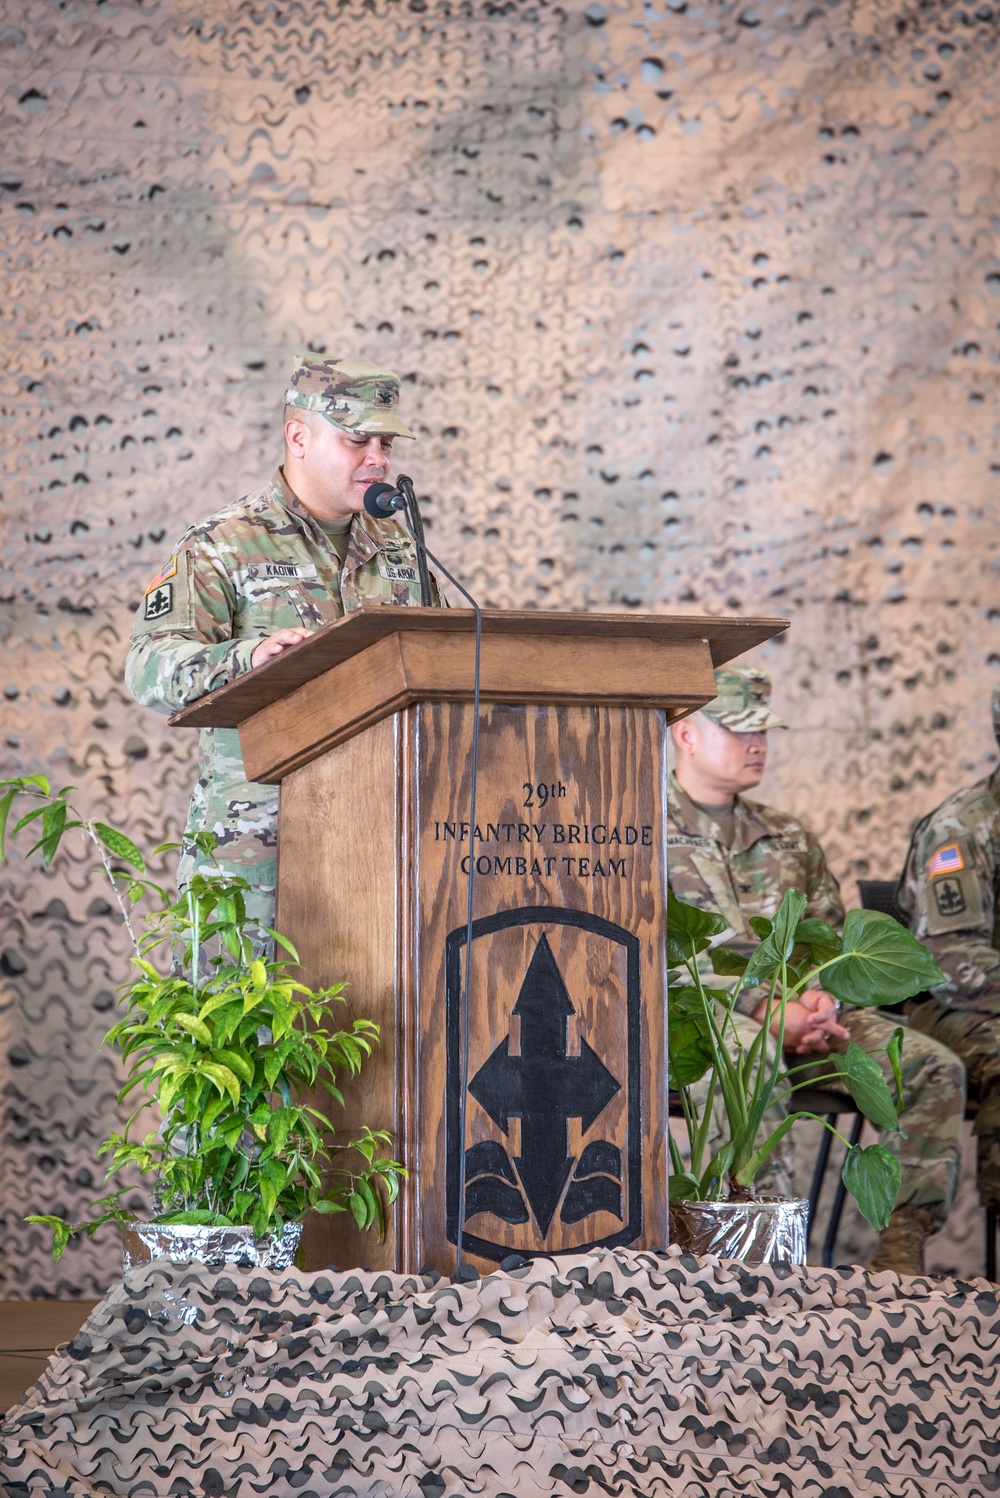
top-left (172, 607), bottom-right (786, 1273)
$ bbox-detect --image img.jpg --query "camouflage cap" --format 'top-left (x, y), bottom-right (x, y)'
top-left (284, 354), bottom-right (415, 439)
top-left (700, 664), bottom-right (787, 732)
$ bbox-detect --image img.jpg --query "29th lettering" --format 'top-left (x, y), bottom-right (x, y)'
top-left (523, 780), bottom-right (566, 808)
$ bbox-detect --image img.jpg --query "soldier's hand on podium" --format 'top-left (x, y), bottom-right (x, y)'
top-left (251, 627), bottom-right (312, 669)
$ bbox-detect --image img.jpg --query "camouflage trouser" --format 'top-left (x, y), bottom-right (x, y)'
top-left (242, 884), bottom-right (277, 957)
top-left (834, 1007), bottom-right (965, 1229)
top-left (906, 997), bottom-right (1000, 1210)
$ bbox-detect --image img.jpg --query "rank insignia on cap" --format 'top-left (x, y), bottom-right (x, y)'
top-left (144, 582), bottom-right (173, 620)
top-left (144, 557), bottom-right (177, 596)
top-left (928, 843), bottom-right (964, 879)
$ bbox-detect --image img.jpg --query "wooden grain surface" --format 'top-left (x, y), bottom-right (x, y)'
top-left (413, 702), bottom-right (668, 1271)
top-left (239, 630), bottom-right (716, 783)
top-left (169, 607), bottom-right (788, 730)
top-left (277, 713), bottom-right (411, 1274)
top-left (279, 698), bottom-right (668, 1276)
top-left (0, 1299), bottom-right (97, 1415)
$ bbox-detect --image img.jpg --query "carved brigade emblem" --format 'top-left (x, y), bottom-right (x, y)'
top-left (445, 906), bottom-right (641, 1262)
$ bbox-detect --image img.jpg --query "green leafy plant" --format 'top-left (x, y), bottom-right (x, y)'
top-left (667, 886), bottom-right (945, 1232)
top-left (1, 775), bottom-right (404, 1260)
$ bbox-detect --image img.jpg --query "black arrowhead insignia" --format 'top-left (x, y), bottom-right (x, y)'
top-left (468, 933), bottom-right (621, 1237)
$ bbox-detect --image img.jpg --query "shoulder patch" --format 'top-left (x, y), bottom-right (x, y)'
top-left (928, 843), bottom-right (964, 878)
top-left (144, 556), bottom-right (177, 595)
top-left (144, 582), bottom-right (174, 620)
top-left (920, 832), bottom-right (989, 937)
top-left (131, 549), bottom-right (195, 637)
top-left (931, 877), bottom-right (967, 919)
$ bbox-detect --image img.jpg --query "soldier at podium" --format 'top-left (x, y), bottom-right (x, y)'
top-left (668, 664), bottom-right (966, 1275)
top-left (125, 354), bottom-right (442, 935)
top-left (896, 684), bottom-right (1000, 1235)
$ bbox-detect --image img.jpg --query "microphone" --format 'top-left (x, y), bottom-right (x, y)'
top-left (364, 476), bottom-right (433, 607)
top-left (363, 481), bottom-right (406, 515)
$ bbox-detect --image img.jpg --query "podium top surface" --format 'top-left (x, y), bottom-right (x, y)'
top-left (169, 606), bottom-right (788, 730)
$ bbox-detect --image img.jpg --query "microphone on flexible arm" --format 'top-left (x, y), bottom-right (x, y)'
top-left (363, 477), bottom-right (432, 607)
top-left (363, 472), bottom-right (483, 1273)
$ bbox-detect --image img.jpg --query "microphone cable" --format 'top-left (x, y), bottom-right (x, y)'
top-left (364, 478), bottom-right (481, 1270)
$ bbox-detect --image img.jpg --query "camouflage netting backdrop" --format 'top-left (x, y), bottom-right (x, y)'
top-left (1, 0), bottom-right (999, 1296)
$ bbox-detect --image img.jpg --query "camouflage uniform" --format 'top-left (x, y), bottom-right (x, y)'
top-left (125, 357), bottom-right (439, 932)
top-left (669, 667), bottom-right (966, 1230)
top-left (896, 689), bottom-right (1000, 1208)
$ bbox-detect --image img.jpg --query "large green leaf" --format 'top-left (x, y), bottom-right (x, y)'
top-left (172, 1012), bottom-right (213, 1048)
top-left (668, 1171), bottom-right (701, 1201)
top-left (740, 889), bottom-right (808, 988)
top-left (200, 1062), bottom-right (242, 1107)
top-left (770, 888), bottom-right (809, 959)
top-left (667, 985), bottom-right (714, 1087)
top-left (668, 1018), bottom-right (714, 1088)
top-left (94, 822), bottom-right (145, 872)
top-left (842, 1143), bottom-right (900, 1231)
top-left (710, 945), bottom-right (749, 978)
top-left (25, 1215), bottom-right (73, 1262)
top-left (792, 918), bottom-right (843, 966)
top-left (833, 1042), bottom-right (899, 1132)
top-left (819, 909), bottom-right (943, 1007)
top-left (667, 888), bottom-right (727, 966)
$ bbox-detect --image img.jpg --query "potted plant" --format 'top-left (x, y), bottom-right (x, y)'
top-left (0, 774), bottom-right (403, 1268)
top-left (667, 885), bottom-right (944, 1264)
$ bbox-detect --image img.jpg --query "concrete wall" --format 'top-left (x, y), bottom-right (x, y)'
top-left (2, 0), bottom-right (998, 1294)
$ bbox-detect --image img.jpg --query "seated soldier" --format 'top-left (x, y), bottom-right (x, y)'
top-left (669, 664), bottom-right (966, 1275)
top-left (896, 685), bottom-right (1000, 1239)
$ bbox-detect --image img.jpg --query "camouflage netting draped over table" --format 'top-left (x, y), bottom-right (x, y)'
top-left (2, 1247), bottom-right (999, 1497)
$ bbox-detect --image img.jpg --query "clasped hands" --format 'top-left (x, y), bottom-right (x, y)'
top-left (751, 988), bottom-right (850, 1057)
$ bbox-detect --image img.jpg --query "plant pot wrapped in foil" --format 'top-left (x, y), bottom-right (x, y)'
top-left (121, 1220), bottom-right (302, 1272)
top-left (669, 1197), bottom-right (808, 1266)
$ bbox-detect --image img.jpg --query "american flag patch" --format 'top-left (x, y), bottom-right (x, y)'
top-left (144, 556), bottom-right (177, 595)
top-left (928, 843), bottom-right (964, 878)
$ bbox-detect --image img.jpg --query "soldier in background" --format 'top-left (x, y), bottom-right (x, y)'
top-left (897, 685), bottom-right (1000, 1230)
top-left (669, 664), bottom-right (966, 1275)
top-left (125, 354), bottom-right (442, 936)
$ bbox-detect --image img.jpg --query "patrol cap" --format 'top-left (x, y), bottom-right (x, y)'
top-left (700, 664), bottom-right (787, 732)
top-left (284, 354), bottom-right (415, 439)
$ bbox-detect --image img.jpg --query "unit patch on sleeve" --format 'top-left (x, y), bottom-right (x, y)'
top-left (932, 877), bottom-right (967, 919)
top-left (144, 582), bottom-right (174, 620)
